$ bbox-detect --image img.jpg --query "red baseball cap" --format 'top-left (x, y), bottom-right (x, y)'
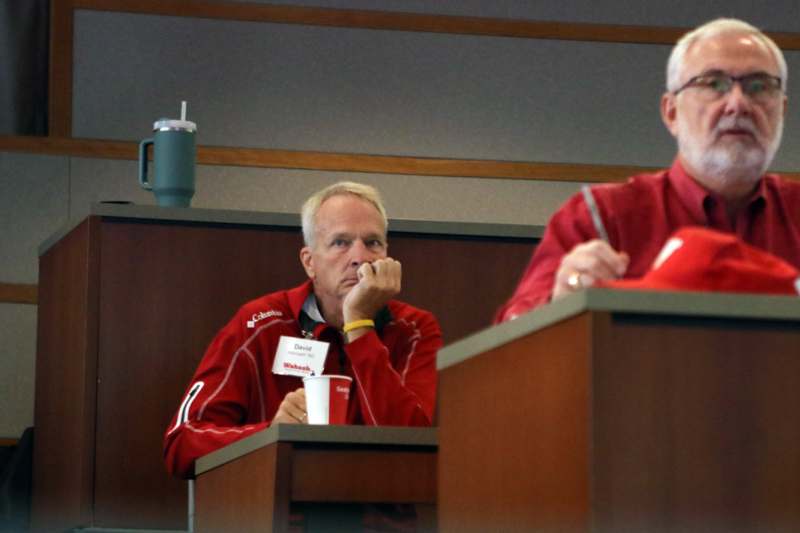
top-left (597, 227), bottom-right (800, 296)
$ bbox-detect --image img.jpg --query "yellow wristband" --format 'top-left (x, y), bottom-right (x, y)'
top-left (343, 319), bottom-right (375, 333)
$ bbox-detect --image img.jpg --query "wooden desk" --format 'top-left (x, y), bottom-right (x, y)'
top-left (194, 425), bottom-right (437, 532)
top-left (31, 204), bottom-right (536, 531)
top-left (437, 289), bottom-right (800, 532)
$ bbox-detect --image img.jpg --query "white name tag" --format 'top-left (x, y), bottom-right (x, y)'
top-left (272, 336), bottom-right (329, 377)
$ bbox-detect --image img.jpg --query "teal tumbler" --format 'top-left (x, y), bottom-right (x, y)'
top-left (139, 118), bottom-right (197, 207)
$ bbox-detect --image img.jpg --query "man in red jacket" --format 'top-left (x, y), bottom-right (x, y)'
top-left (497, 18), bottom-right (800, 321)
top-left (164, 181), bottom-right (441, 478)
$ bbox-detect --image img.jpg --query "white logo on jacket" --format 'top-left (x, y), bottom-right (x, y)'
top-left (247, 310), bottom-right (283, 328)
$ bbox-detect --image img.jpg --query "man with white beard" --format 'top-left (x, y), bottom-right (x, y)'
top-left (497, 18), bottom-right (800, 320)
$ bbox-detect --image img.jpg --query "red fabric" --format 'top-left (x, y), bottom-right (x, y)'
top-left (596, 226), bottom-right (800, 295)
top-left (164, 280), bottom-right (441, 478)
top-left (496, 159), bottom-right (800, 321)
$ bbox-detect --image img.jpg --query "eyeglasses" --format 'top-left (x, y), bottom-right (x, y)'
top-left (673, 71), bottom-right (783, 102)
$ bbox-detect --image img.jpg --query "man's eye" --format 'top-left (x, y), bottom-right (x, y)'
top-left (367, 239), bottom-right (384, 248)
top-left (745, 79), bottom-right (767, 94)
top-left (332, 239), bottom-right (349, 247)
top-left (707, 77), bottom-right (729, 92)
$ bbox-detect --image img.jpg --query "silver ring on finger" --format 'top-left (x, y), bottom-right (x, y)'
top-left (567, 271), bottom-right (583, 290)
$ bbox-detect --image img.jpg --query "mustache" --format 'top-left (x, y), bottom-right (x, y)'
top-left (714, 116), bottom-right (758, 136)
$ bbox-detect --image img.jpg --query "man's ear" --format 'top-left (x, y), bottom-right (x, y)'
top-left (660, 92), bottom-right (679, 137)
top-left (300, 247), bottom-right (315, 279)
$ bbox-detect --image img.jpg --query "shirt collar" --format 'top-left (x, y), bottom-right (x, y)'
top-left (667, 158), bottom-right (767, 220)
top-left (301, 292), bottom-right (326, 323)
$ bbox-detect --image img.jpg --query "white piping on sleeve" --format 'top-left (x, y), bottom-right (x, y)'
top-left (183, 421), bottom-right (257, 435)
top-left (391, 319), bottom-right (421, 385)
top-left (242, 347), bottom-right (266, 422)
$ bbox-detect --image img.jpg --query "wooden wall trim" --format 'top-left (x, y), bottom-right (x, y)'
top-left (71, 0), bottom-right (800, 49)
top-left (4, 135), bottom-right (800, 183)
top-left (0, 283), bottom-right (38, 305)
top-left (197, 146), bottom-right (646, 182)
top-left (0, 135), bottom-right (653, 183)
top-left (5, 136), bottom-right (800, 183)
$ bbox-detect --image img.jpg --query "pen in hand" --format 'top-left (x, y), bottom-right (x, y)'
top-left (581, 185), bottom-right (610, 244)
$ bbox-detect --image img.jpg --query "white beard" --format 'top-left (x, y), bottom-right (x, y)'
top-left (677, 115), bottom-right (783, 192)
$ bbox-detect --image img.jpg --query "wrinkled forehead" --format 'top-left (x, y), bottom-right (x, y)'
top-left (683, 31), bottom-right (780, 77)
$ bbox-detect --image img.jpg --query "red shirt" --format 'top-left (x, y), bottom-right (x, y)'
top-left (164, 280), bottom-right (441, 478)
top-left (496, 160), bottom-right (800, 321)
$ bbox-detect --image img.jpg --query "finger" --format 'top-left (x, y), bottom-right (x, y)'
top-left (286, 389), bottom-right (307, 410)
top-left (273, 406), bottom-right (300, 424)
top-left (373, 259), bottom-right (400, 285)
top-left (567, 242), bottom-right (627, 280)
top-left (357, 261), bottom-right (375, 282)
top-left (586, 242), bottom-right (628, 277)
top-left (571, 256), bottom-right (619, 282)
top-left (373, 258), bottom-right (393, 274)
top-left (366, 260), bottom-right (389, 292)
top-left (556, 266), bottom-right (587, 293)
top-left (381, 258), bottom-right (401, 276)
top-left (576, 272), bottom-right (597, 288)
top-left (561, 254), bottom-right (617, 283)
top-left (619, 251), bottom-right (630, 272)
top-left (552, 268), bottom-right (580, 300)
top-left (272, 412), bottom-right (295, 424)
top-left (282, 389), bottom-right (308, 422)
top-left (370, 259), bottom-right (385, 278)
top-left (290, 405), bottom-right (307, 423)
top-left (391, 260), bottom-right (401, 291)
top-left (574, 240), bottom-right (621, 266)
top-left (292, 388), bottom-right (307, 412)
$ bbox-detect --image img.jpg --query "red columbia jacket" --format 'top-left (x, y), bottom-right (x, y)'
top-left (164, 280), bottom-right (442, 478)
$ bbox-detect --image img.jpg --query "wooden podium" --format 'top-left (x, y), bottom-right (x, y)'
top-left (194, 425), bottom-right (437, 532)
top-left (437, 289), bottom-right (800, 532)
top-left (31, 203), bottom-right (536, 531)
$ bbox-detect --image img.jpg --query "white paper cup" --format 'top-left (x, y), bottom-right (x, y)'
top-left (302, 375), bottom-right (352, 424)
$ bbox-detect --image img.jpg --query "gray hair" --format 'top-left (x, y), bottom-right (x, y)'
top-left (666, 18), bottom-right (788, 92)
top-left (301, 181), bottom-right (388, 248)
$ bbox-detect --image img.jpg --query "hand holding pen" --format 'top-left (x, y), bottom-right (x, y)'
top-left (551, 186), bottom-right (629, 301)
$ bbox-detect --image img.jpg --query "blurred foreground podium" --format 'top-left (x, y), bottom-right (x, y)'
top-left (437, 289), bottom-right (800, 532)
top-left (194, 425), bottom-right (436, 532)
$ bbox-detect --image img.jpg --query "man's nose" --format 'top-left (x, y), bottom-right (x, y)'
top-left (349, 239), bottom-right (374, 265)
top-left (722, 82), bottom-right (753, 115)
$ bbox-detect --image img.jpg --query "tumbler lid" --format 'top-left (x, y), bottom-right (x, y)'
top-left (153, 119), bottom-right (197, 132)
